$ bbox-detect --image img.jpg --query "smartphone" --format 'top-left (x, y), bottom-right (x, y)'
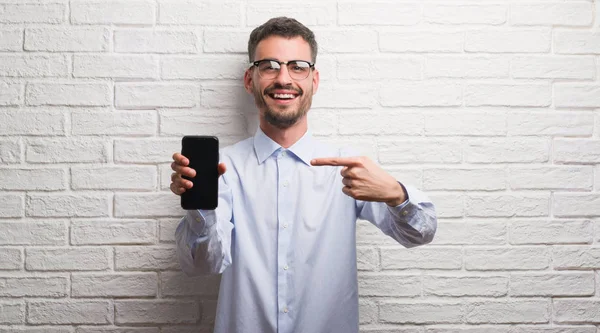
top-left (180, 136), bottom-right (219, 210)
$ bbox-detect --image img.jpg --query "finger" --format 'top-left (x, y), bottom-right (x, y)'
top-left (172, 153), bottom-right (189, 166)
top-left (171, 163), bottom-right (196, 178)
top-left (342, 177), bottom-right (353, 187)
top-left (311, 157), bottom-right (361, 167)
top-left (218, 163), bottom-right (227, 176)
top-left (341, 186), bottom-right (354, 198)
top-left (170, 182), bottom-right (186, 195)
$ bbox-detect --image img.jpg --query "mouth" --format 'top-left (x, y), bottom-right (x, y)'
top-left (265, 89), bottom-right (301, 104)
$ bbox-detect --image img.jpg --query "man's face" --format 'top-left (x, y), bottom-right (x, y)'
top-left (244, 36), bottom-right (320, 129)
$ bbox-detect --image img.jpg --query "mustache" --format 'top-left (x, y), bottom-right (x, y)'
top-left (264, 84), bottom-right (303, 96)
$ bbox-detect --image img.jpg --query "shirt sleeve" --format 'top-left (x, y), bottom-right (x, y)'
top-left (174, 175), bottom-right (234, 276)
top-left (356, 183), bottom-right (437, 248)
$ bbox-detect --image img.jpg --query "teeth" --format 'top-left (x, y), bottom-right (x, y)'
top-left (273, 93), bottom-right (295, 99)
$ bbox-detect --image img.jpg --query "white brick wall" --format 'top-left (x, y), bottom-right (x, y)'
top-left (0, 1), bottom-right (598, 332)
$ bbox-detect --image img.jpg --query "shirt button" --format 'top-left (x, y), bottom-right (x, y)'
top-left (283, 223), bottom-right (288, 229)
top-left (282, 151), bottom-right (287, 157)
top-left (195, 217), bottom-right (201, 222)
top-left (284, 265), bottom-right (289, 270)
top-left (402, 210), bottom-right (408, 216)
top-left (283, 307), bottom-right (288, 313)
top-left (283, 181), bottom-right (289, 187)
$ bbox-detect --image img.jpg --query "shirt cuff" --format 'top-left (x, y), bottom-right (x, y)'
top-left (186, 209), bottom-right (218, 237)
top-left (387, 182), bottom-right (415, 220)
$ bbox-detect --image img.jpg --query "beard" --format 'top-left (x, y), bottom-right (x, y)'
top-left (253, 82), bottom-right (313, 129)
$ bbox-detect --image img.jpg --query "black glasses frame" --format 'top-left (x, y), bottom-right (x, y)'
top-left (249, 59), bottom-right (315, 80)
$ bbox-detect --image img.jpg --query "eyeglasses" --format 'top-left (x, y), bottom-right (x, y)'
top-left (250, 59), bottom-right (315, 80)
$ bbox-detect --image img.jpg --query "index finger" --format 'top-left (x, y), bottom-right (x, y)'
top-left (172, 153), bottom-right (189, 166)
top-left (310, 157), bottom-right (361, 167)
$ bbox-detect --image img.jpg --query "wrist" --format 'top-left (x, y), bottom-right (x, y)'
top-left (385, 182), bottom-right (407, 207)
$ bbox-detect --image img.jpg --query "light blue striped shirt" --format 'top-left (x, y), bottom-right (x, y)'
top-left (175, 128), bottom-right (437, 333)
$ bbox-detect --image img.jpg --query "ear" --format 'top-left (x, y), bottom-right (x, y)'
top-left (311, 68), bottom-right (320, 95)
top-left (244, 68), bottom-right (254, 94)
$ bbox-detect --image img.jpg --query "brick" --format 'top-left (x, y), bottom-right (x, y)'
top-left (356, 246), bottom-right (378, 271)
top-left (0, 194), bottom-right (23, 218)
top-left (380, 31), bottom-right (464, 53)
top-left (114, 139), bottom-right (179, 163)
top-left (1, 3), bottom-right (64, 23)
top-left (115, 300), bottom-right (198, 324)
top-left (555, 300), bottom-right (600, 323)
top-left (425, 111), bottom-right (506, 136)
top-left (426, 56), bottom-right (509, 79)
top-left (511, 220), bottom-right (592, 245)
top-left (26, 248), bottom-right (110, 271)
top-left (26, 194), bottom-right (110, 218)
top-left (0, 82), bottom-right (22, 106)
top-left (200, 83), bottom-right (250, 109)
top-left (424, 275), bottom-right (508, 297)
top-left (466, 83), bottom-right (551, 107)
top-left (71, 219), bottom-right (156, 245)
top-left (381, 82), bottom-right (462, 107)
top-left (116, 83), bottom-right (198, 109)
top-left (317, 30), bottom-right (378, 53)
top-left (379, 139), bottom-right (462, 165)
top-left (115, 246), bottom-right (178, 271)
top-left (512, 56), bottom-right (595, 79)
top-left (466, 30), bottom-right (550, 53)
top-left (425, 4), bottom-right (506, 24)
top-left (339, 3), bottom-right (420, 25)
top-left (114, 29), bottom-right (198, 54)
top-left (0, 221), bottom-right (66, 245)
top-left (0, 29), bottom-right (23, 51)
top-left (75, 328), bottom-right (158, 333)
top-left (464, 138), bottom-right (549, 163)
top-left (465, 300), bottom-right (549, 323)
top-left (26, 138), bottom-right (107, 163)
top-left (337, 110), bottom-right (422, 135)
top-left (72, 166), bottom-right (156, 191)
top-left (0, 248), bottom-right (22, 270)
top-left (159, 112), bottom-right (246, 137)
top-left (72, 273), bottom-right (157, 297)
top-left (0, 327), bottom-right (73, 333)
top-left (0, 168), bottom-right (66, 191)
top-left (381, 247), bottom-right (462, 270)
top-left (161, 55), bottom-right (245, 80)
top-left (159, 1), bottom-right (240, 25)
top-left (507, 111), bottom-right (594, 136)
top-left (382, 168), bottom-right (422, 190)
top-left (320, 137), bottom-right (378, 162)
top-left (313, 86), bottom-right (376, 109)
top-left (555, 32), bottom-right (600, 54)
top-left (26, 83), bottom-right (111, 107)
top-left (73, 55), bottom-right (158, 79)
top-left (425, 326), bottom-right (595, 333)
top-left (343, 56), bottom-right (423, 81)
top-left (203, 30), bottom-right (248, 53)
top-left (0, 276), bottom-right (67, 297)
top-left (160, 272), bottom-right (220, 297)
top-left (555, 84), bottom-right (600, 108)
top-left (356, 220), bottom-right (400, 246)
top-left (433, 222), bottom-right (506, 246)
top-left (465, 247), bottom-right (549, 270)
top-left (358, 273), bottom-right (421, 297)
top-left (466, 194), bottom-right (549, 217)
top-left (71, 0), bottom-right (155, 25)
top-left (0, 110), bottom-right (65, 135)
top-left (28, 301), bottom-right (112, 325)
top-left (72, 110), bottom-right (156, 136)
top-left (423, 168), bottom-right (505, 191)
top-left (25, 27), bottom-right (108, 52)
top-left (380, 301), bottom-right (463, 324)
top-left (554, 247), bottom-right (600, 269)
top-left (247, 2), bottom-right (334, 26)
top-left (0, 54), bottom-right (68, 77)
top-left (426, 194), bottom-right (463, 218)
top-left (511, 3), bottom-right (593, 26)
top-left (159, 218), bottom-right (178, 242)
top-left (0, 301), bottom-right (24, 324)
top-left (359, 299), bottom-right (377, 325)
top-left (0, 139), bottom-right (20, 163)
top-left (509, 166), bottom-right (592, 190)
top-left (307, 108), bottom-right (337, 136)
top-left (511, 272), bottom-right (594, 296)
top-left (114, 193), bottom-right (177, 218)
top-left (554, 139), bottom-right (600, 164)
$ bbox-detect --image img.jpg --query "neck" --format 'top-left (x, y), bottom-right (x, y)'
top-left (259, 116), bottom-right (308, 148)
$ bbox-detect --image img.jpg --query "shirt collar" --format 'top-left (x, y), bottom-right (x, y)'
top-left (253, 127), bottom-right (314, 166)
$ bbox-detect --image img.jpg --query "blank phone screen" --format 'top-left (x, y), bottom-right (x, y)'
top-left (180, 136), bottom-right (219, 210)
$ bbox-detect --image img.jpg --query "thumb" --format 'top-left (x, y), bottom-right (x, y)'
top-left (218, 163), bottom-right (227, 176)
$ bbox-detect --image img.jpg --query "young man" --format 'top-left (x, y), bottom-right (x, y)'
top-left (171, 17), bottom-right (437, 333)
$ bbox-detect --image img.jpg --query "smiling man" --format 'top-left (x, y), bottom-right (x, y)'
top-left (171, 17), bottom-right (437, 333)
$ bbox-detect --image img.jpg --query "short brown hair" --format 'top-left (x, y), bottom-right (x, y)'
top-left (248, 17), bottom-right (318, 63)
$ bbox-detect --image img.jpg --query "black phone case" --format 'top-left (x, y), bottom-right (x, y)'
top-left (180, 136), bottom-right (219, 210)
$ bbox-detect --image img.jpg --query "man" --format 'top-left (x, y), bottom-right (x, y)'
top-left (171, 17), bottom-right (437, 333)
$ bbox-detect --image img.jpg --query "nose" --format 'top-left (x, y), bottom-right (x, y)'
top-left (273, 64), bottom-right (293, 85)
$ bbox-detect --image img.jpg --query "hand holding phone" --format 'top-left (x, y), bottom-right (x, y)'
top-left (172, 136), bottom-right (221, 210)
